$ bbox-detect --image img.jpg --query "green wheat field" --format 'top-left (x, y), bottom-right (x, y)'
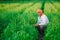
top-left (0, 1), bottom-right (60, 40)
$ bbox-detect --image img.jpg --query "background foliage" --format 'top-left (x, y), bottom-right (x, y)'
top-left (0, 0), bottom-right (60, 40)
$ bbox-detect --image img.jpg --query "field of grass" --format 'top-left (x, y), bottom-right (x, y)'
top-left (0, 2), bottom-right (60, 40)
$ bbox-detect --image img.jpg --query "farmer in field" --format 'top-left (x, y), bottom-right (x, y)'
top-left (35, 9), bottom-right (49, 40)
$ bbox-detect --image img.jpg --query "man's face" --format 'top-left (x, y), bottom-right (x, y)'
top-left (38, 12), bottom-right (42, 16)
top-left (37, 9), bottom-right (42, 16)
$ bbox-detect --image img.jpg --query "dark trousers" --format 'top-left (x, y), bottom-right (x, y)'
top-left (35, 25), bottom-right (46, 40)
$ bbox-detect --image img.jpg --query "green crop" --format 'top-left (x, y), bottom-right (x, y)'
top-left (0, 2), bottom-right (60, 40)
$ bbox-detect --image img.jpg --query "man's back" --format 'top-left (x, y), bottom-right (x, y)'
top-left (37, 14), bottom-right (49, 25)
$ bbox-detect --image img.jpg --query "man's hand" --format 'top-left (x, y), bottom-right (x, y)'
top-left (34, 24), bottom-right (39, 27)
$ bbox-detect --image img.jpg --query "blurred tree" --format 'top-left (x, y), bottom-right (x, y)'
top-left (41, 0), bottom-right (46, 13)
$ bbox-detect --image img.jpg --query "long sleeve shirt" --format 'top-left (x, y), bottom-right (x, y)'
top-left (37, 14), bottom-right (49, 26)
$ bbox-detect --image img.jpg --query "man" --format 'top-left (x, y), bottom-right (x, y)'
top-left (35, 9), bottom-right (49, 40)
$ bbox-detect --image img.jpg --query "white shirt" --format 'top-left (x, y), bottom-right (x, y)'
top-left (37, 14), bottom-right (49, 25)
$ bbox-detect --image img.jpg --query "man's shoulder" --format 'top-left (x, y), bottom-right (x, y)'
top-left (42, 14), bottom-right (47, 18)
top-left (43, 14), bottom-right (46, 16)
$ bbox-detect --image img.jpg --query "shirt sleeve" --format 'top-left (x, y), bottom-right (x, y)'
top-left (37, 17), bottom-right (40, 24)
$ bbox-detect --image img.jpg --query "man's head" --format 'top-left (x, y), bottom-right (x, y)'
top-left (37, 9), bottom-right (43, 16)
